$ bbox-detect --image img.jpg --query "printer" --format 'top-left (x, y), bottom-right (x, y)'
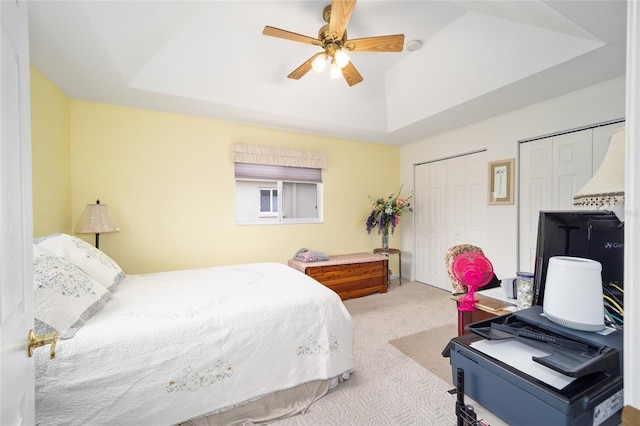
top-left (447, 306), bottom-right (623, 426)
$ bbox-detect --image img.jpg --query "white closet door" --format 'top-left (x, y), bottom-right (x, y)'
top-left (415, 152), bottom-right (486, 291)
top-left (519, 138), bottom-right (553, 273)
top-left (518, 124), bottom-right (616, 273)
top-left (415, 161), bottom-right (448, 289)
top-left (465, 152), bottom-right (487, 246)
top-left (427, 161), bottom-right (448, 289)
top-left (446, 156), bottom-right (466, 248)
top-left (414, 163), bottom-right (431, 285)
top-left (446, 153), bottom-right (486, 249)
top-left (552, 131), bottom-right (593, 210)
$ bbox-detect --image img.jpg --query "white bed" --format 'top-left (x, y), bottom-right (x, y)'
top-left (33, 235), bottom-right (354, 426)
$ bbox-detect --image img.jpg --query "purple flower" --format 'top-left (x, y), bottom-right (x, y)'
top-left (365, 189), bottom-right (414, 235)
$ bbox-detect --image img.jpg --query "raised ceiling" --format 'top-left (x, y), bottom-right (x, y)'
top-left (27, 0), bottom-right (627, 145)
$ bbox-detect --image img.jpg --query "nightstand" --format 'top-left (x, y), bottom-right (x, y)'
top-left (373, 248), bottom-right (401, 286)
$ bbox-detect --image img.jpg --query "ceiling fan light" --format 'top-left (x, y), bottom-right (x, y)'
top-left (330, 62), bottom-right (342, 79)
top-left (334, 49), bottom-right (349, 68)
top-left (311, 54), bottom-right (327, 73)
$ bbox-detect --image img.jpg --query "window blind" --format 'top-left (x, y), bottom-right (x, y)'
top-left (234, 163), bottom-right (322, 183)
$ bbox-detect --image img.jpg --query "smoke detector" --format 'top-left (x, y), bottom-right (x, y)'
top-left (406, 39), bottom-right (423, 52)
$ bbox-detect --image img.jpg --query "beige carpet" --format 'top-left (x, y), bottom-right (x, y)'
top-left (274, 280), bottom-right (459, 426)
top-left (389, 323), bottom-right (458, 385)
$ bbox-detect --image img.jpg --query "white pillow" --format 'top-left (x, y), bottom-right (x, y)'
top-left (36, 233), bottom-right (125, 292)
top-left (33, 244), bottom-right (112, 339)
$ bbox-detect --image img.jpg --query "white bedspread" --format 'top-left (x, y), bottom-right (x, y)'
top-left (35, 262), bottom-right (354, 425)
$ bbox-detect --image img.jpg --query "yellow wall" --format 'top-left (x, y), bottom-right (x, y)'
top-left (30, 66), bottom-right (72, 236)
top-left (31, 69), bottom-right (403, 274)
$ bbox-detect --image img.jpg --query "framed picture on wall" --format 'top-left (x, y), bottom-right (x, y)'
top-left (488, 158), bottom-right (515, 205)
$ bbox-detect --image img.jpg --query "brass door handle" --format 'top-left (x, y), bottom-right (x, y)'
top-left (27, 329), bottom-right (59, 359)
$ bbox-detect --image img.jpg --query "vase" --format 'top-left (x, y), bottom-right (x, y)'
top-left (381, 227), bottom-right (389, 249)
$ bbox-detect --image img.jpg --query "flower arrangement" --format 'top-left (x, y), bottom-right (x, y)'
top-left (366, 188), bottom-right (413, 236)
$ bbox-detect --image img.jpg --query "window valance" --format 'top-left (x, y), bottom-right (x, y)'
top-left (230, 143), bottom-right (327, 169)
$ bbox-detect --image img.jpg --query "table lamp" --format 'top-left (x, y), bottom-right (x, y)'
top-left (75, 199), bottom-right (119, 248)
top-left (573, 127), bottom-right (625, 222)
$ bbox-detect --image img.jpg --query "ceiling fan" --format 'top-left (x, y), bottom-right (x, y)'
top-left (262, 0), bottom-right (405, 86)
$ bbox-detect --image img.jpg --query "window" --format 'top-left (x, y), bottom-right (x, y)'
top-left (234, 164), bottom-right (323, 224)
top-left (259, 188), bottom-right (278, 216)
top-left (232, 143), bottom-right (326, 225)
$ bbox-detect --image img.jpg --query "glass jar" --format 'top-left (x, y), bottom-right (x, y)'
top-left (516, 271), bottom-right (535, 309)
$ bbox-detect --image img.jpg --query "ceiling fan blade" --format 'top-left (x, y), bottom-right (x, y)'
top-left (346, 34), bottom-right (405, 52)
top-left (263, 26), bottom-right (321, 46)
top-left (342, 61), bottom-right (363, 86)
top-left (329, 0), bottom-right (357, 41)
top-left (287, 53), bottom-right (323, 80)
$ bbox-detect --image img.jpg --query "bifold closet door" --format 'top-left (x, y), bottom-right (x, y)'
top-left (415, 160), bottom-right (447, 289)
top-left (415, 151), bottom-right (486, 291)
top-left (518, 125), bottom-right (618, 273)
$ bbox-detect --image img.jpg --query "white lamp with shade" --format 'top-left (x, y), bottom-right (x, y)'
top-left (573, 127), bottom-right (625, 222)
top-left (75, 199), bottom-right (119, 248)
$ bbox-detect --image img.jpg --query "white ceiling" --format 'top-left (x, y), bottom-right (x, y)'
top-left (27, 0), bottom-right (627, 146)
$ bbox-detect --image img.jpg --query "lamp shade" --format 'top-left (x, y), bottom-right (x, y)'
top-left (330, 61), bottom-right (342, 80)
top-left (311, 54), bottom-right (326, 73)
top-left (334, 49), bottom-right (349, 68)
top-left (75, 200), bottom-right (119, 234)
top-left (573, 127), bottom-right (625, 220)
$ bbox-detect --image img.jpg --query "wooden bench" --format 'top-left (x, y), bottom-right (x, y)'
top-left (288, 253), bottom-right (388, 300)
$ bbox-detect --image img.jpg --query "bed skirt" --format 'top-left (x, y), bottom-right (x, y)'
top-left (180, 373), bottom-right (348, 426)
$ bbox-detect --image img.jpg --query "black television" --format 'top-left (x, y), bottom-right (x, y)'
top-left (532, 210), bottom-right (624, 307)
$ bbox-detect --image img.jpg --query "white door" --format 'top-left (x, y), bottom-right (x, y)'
top-left (445, 152), bottom-right (487, 283)
top-left (552, 131), bottom-right (592, 210)
top-left (1, 1), bottom-right (34, 424)
top-left (463, 152), bottom-right (486, 247)
top-left (415, 153), bottom-right (487, 291)
top-left (414, 163), bottom-right (430, 284)
top-left (446, 156), bottom-right (466, 248)
top-left (415, 160), bottom-right (448, 289)
top-left (518, 126), bottom-right (614, 272)
top-left (519, 138), bottom-right (553, 273)
top-left (428, 161), bottom-right (448, 289)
